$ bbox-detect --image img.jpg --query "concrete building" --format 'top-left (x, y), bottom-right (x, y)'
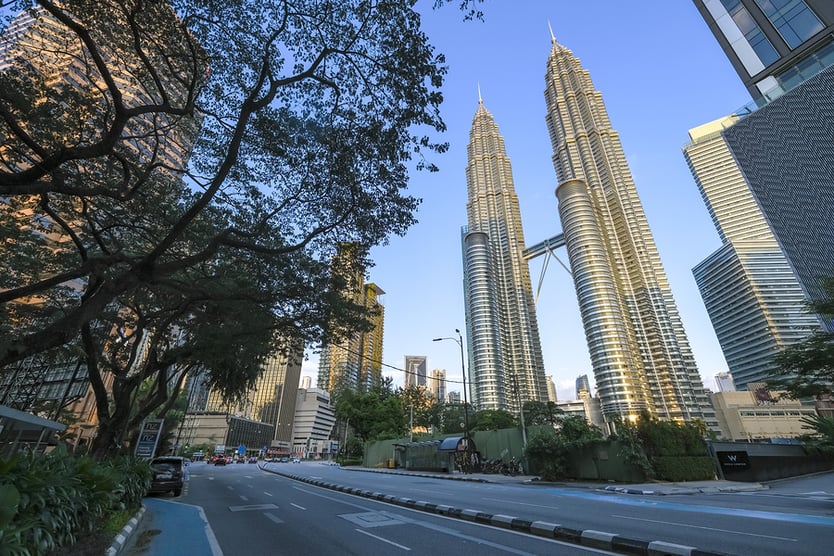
top-left (462, 95), bottom-right (548, 412)
top-left (404, 356), bottom-right (428, 388)
top-left (543, 32), bottom-right (712, 424)
top-left (546, 376), bottom-right (558, 403)
top-left (318, 244), bottom-right (385, 395)
top-left (684, 116), bottom-right (820, 389)
top-left (711, 385), bottom-right (817, 441)
top-left (427, 369), bottom-right (447, 403)
top-left (291, 388), bottom-right (336, 459)
top-left (714, 372), bottom-right (737, 393)
top-left (555, 393), bottom-right (606, 431)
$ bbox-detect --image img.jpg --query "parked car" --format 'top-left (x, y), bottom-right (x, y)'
top-left (213, 455), bottom-right (226, 466)
top-left (149, 456), bottom-right (187, 496)
top-left (291, 457), bottom-right (300, 463)
top-left (280, 456), bottom-right (289, 463)
top-left (248, 456), bottom-right (258, 463)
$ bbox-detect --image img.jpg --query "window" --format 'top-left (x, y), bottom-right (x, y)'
top-left (721, 0), bottom-right (780, 65)
top-left (755, 0), bottom-right (824, 49)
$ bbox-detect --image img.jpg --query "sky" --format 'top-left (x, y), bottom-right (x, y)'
top-left (301, 1), bottom-right (755, 401)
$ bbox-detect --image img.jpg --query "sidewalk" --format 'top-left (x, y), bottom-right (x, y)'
top-left (339, 464), bottom-right (768, 495)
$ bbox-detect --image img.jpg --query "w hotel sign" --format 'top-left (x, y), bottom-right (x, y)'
top-left (717, 451), bottom-right (750, 471)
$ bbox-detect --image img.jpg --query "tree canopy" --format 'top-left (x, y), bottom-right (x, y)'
top-left (0, 0), bottom-right (479, 456)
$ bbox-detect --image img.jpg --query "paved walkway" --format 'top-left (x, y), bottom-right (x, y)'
top-left (340, 464), bottom-right (768, 495)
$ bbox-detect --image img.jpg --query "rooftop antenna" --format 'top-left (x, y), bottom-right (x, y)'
top-left (477, 81), bottom-right (483, 104)
top-left (548, 20), bottom-right (556, 43)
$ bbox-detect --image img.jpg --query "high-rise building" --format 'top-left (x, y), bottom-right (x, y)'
top-left (714, 372), bottom-right (737, 392)
top-left (251, 348), bottom-right (303, 450)
top-left (685, 116), bottom-right (821, 389)
top-left (544, 33), bottom-right (712, 424)
top-left (318, 244), bottom-right (385, 395)
top-left (404, 356), bottom-right (428, 388)
top-left (291, 388), bottom-right (336, 458)
top-left (427, 369), bottom-right (447, 402)
top-left (575, 374), bottom-right (591, 399)
top-left (546, 375), bottom-right (558, 403)
top-left (692, 0), bottom-right (834, 103)
top-left (462, 96), bottom-right (548, 413)
top-left (301, 376), bottom-right (312, 390)
top-left (694, 1), bottom-right (834, 313)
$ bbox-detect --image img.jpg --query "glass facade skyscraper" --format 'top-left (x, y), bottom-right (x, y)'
top-left (544, 35), bottom-right (712, 423)
top-left (685, 116), bottom-right (820, 389)
top-left (462, 98), bottom-right (548, 413)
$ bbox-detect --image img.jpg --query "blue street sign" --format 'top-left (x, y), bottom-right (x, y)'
top-left (238, 445), bottom-right (246, 455)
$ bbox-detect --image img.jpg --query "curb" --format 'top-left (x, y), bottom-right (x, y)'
top-left (105, 505), bottom-right (146, 556)
top-left (262, 468), bottom-right (732, 556)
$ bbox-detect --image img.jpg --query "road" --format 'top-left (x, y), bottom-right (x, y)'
top-left (262, 462), bottom-right (834, 556)
top-left (127, 460), bottom-right (620, 555)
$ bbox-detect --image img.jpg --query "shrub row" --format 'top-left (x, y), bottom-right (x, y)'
top-left (652, 456), bottom-right (716, 482)
top-left (0, 446), bottom-right (151, 555)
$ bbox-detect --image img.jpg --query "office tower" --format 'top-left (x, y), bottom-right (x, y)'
top-left (251, 347), bottom-right (303, 448)
top-left (462, 96), bottom-right (548, 413)
top-left (685, 117), bottom-right (821, 388)
top-left (714, 372), bottom-right (736, 392)
top-left (427, 369), bottom-right (447, 402)
top-left (292, 388), bottom-right (337, 458)
top-left (694, 1), bottom-right (834, 312)
top-left (575, 374), bottom-right (591, 399)
top-left (546, 376), bottom-right (558, 403)
top-left (544, 33), bottom-right (712, 423)
top-left (301, 376), bottom-right (312, 390)
top-left (318, 244), bottom-right (385, 396)
top-left (692, 0), bottom-right (834, 103)
top-left (447, 391), bottom-right (461, 404)
top-left (404, 356), bottom-right (428, 388)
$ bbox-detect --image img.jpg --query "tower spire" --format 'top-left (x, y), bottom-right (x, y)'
top-left (548, 20), bottom-right (556, 44)
top-left (477, 81), bottom-right (483, 104)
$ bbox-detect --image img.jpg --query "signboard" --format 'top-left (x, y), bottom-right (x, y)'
top-left (238, 445), bottom-right (246, 455)
top-left (215, 444), bottom-right (226, 454)
top-left (134, 419), bottom-right (164, 459)
top-left (716, 451), bottom-right (750, 471)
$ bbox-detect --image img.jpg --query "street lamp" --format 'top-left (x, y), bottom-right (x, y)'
top-left (433, 329), bottom-right (470, 446)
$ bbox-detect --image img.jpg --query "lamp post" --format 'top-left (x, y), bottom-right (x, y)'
top-left (433, 329), bottom-right (470, 445)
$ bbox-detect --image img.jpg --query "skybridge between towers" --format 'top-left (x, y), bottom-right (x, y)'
top-left (522, 232), bottom-right (570, 305)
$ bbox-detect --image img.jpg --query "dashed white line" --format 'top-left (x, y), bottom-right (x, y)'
top-left (240, 495), bottom-right (249, 502)
top-left (263, 491), bottom-right (273, 496)
top-left (290, 503), bottom-right (306, 510)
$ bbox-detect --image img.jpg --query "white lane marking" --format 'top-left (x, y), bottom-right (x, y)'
top-left (482, 497), bottom-right (557, 510)
top-left (355, 528), bottom-right (411, 551)
top-left (226, 485), bottom-right (233, 490)
top-left (264, 491), bottom-right (273, 496)
top-left (229, 504), bottom-right (279, 512)
top-left (264, 513), bottom-right (283, 524)
top-left (240, 495), bottom-right (249, 501)
top-left (290, 503), bottom-right (306, 510)
top-left (611, 515), bottom-right (797, 541)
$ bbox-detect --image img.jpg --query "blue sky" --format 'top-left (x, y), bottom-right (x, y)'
top-left (302, 1), bottom-right (754, 401)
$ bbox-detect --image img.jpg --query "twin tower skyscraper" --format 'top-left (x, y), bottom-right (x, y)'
top-left (462, 33), bottom-right (712, 424)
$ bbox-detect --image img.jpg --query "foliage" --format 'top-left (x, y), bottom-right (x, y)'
top-left (335, 385), bottom-right (406, 443)
top-left (653, 456), bottom-right (716, 482)
top-left (470, 409), bottom-right (516, 431)
top-left (0, 0), bottom-right (477, 458)
top-left (398, 385), bottom-right (435, 433)
top-left (769, 277), bottom-right (834, 399)
top-left (0, 446), bottom-right (150, 555)
top-left (523, 400), bottom-right (564, 427)
top-left (524, 415), bottom-right (604, 481)
top-left (797, 414), bottom-right (834, 455)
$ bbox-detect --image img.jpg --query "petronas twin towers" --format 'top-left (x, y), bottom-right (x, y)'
top-left (462, 34), bottom-right (711, 424)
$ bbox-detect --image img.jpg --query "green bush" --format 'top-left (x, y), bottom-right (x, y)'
top-left (653, 456), bottom-right (716, 482)
top-left (0, 446), bottom-right (151, 555)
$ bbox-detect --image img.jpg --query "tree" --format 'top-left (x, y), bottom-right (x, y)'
top-left (335, 385), bottom-right (405, 443)
top-left (523, 400), bottom-right (564, 427)
top-left (397, 385), bottom-right (434, 434)
top-left (471, 409), bottom-right (516, 431)
top-left (769, 277), bottom-right (834, 399)
top-left (0, 0), bottom-right (480, 457)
